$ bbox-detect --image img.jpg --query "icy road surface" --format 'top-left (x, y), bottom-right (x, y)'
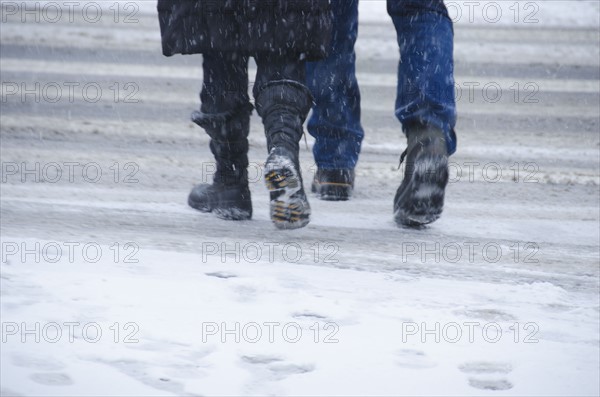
top-left (1, 1), bottom-right (599, 396)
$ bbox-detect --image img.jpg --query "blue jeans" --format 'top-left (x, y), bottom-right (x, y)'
top-left (388, 0), bottom-right (457, 155)
top-left (306, 0), bottom-right (364, 170)
top-left (307, 0), bottom-right (457, 169)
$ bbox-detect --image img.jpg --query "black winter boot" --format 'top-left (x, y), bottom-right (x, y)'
top-left (394, 124), bottom-right (449, 227)
top-left (255, 81), bottom-right (312, 230)
top-left (188, 104), bottom-right (253, 220)
top-left (311, 168), bottom-right (355, 201)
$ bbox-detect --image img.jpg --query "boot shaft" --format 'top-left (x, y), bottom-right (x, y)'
top-left (192, 103), bottom-right (253, 185)
top-left (254, 80), bottom-right (312, 154)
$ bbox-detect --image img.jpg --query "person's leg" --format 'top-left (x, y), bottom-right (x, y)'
top-left (188, 51), bottom-right (254, 220)
top-left (388, 0), bottom-right (457, 226)
top-left (306, 0), bottom-right (363, 200)
top-left (253, 53), bottom-right (313, 229)
top-left (388, 0), bottom-right (457, 152)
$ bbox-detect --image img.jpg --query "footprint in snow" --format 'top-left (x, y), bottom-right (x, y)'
top-left (96, 358), bottom-right (189, 395)
top-left (453, 308), bottom-right (517, 322)
top-left (291, 312), bottom-right (336, 325)
top-left (29, 373), bottom-right (73, 386)
top-left (205, 271), bottom-right (237, 279)
top-left (459, 361), bottom-right (513, 374)
top-left (395, 349), bottom-right (437, 369)
top-left (468, 378), bottom-right (513, 391)
top-left (241, 355), bottom-right (283, 365)
top-left (292, 312), bottom-right (328, 320)
top-left (241, 355), bottom-right (314, 381)
top-left (459, 361), bottom-right (514, 391)
top-left (233, 284), bottom-right (259, 301)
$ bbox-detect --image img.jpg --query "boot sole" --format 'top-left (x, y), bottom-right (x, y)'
top-left (264, 155), bottom-right (310, 230)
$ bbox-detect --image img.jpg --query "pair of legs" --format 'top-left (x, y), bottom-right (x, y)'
top-left (307, 0), bottom-right (457, 225)
top-left (189, 51), bottom-right (313, 229)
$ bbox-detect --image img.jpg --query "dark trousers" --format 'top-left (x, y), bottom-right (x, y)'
top-left (200, 52), bottom-right (306, 116)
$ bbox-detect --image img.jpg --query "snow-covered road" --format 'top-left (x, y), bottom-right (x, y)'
top-left (1, 1), bottom-right (599, 395)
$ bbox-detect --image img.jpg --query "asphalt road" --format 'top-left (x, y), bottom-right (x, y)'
top-left (1, 4), bottom-right (599, 290)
